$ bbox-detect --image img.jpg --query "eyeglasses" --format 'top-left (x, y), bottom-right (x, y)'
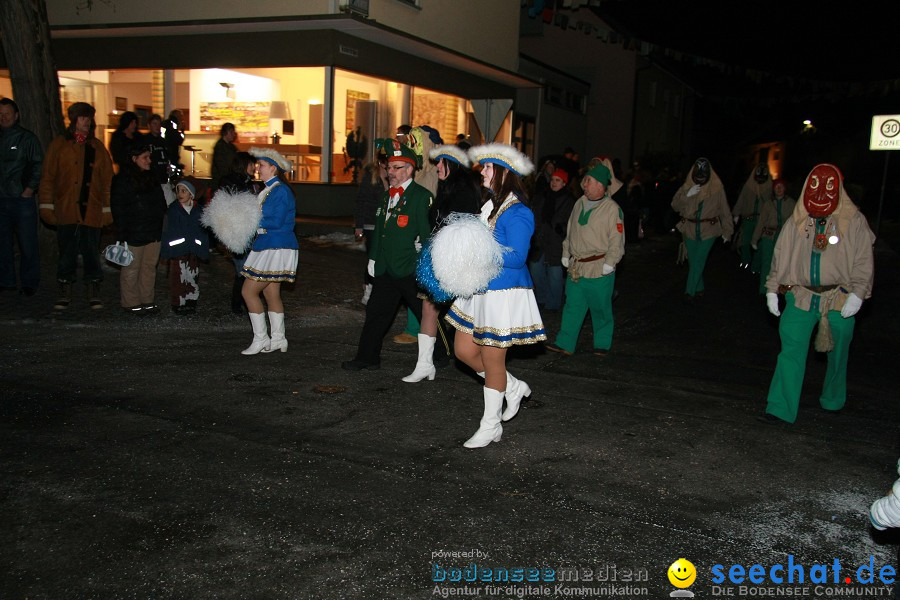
top-left (386, 164), bottom-right (411, 171)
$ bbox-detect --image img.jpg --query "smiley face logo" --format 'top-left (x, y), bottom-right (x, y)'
top-left (668, 558), bottom-right (696, 588)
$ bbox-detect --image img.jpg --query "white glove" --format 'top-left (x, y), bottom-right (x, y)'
top-left (722, 235), bottom-right (730, 243)
top-left (733, 215), bottom-right (740, 225)
top-left (367, 259), bottom-right (375, 277)
top-left (601, 263), bottom-right (615, 275)
top-left (751, 243), bottom-right (758, 250)
top-left (687, 184), bottom-right (701, 197)
top-left (766, 292), bottom-right (780, 317)
top-left (841, 293), bottom-right (863, 318)
top-left (561, 257), bottom-right (570, 268)
top-left (414, 237), bottom-right (422, 252)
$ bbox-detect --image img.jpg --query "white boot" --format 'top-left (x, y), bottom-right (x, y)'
top-left (262, 312), bottom-right (287, 353)
top-left (241, 312), bottom-right (270, 355)
top-left (464, 387), bottom-right (504, 448)
top-left (501, 371), bottom-right (532, 421)
top-left (402, 334), bottom-right (437, 383)
top-left (871, 465), bottom-right (900, 530)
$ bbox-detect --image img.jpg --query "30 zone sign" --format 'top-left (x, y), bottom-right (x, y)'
top-left (870, 115), bottom-right (900, 150)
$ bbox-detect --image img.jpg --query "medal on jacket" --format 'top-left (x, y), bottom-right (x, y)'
top-left (812, 218), bottom-right (827, 253)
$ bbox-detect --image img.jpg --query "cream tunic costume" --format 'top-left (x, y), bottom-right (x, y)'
top-left (762, 168), bottom-right (874, 423)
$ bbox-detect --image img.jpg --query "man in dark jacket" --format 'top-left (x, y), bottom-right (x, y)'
top-left (143, 113), bottom-right (174, 205)
top-left (0, 98), bottom-right (43, 296)
top-left (342, 140), bottom-right (433, 371)
top-left (210, 122), bottom-right (237, 191)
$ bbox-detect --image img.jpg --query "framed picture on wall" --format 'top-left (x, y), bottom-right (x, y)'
top-left (115, 97), bottom-right (128, 111)
top-left (134, 105), bottom-right (152, 128)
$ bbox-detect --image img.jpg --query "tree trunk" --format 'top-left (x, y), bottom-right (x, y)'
top-left (0, 0), bottom-right (66, 260)
top-left (0, 0), bottom-right (65, 148)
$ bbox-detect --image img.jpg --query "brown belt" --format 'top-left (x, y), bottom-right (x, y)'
top-left (778, 284), bottom-right (839, 294)
top-left (742, 214), bottom-right (759, 221)
top-left (682, 217), bottom-right (719, 224)
top-left (576, 253), bottom-right (606, 263)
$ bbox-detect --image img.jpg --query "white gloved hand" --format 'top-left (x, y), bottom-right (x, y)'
top-left (687, 184), bottom-right (701, 197)
top-left (722, 236), bottom-right (730, 243)
top-left (601, 263), bottom-right (615, 275)
top-left (766, 292), bottom-right (780, 317)
top-left (367, 259), bottom-right (375, 277)
top-left (561, 257), bottom-right (570, 268)
top-left (414, 237), bottom-right (422, 252)
top-left (733, 215), bottom-right (740, 225)
top-left (841, 293), bottom-right (863, 318)
top-left (751, 243), bottom-right (758, 250)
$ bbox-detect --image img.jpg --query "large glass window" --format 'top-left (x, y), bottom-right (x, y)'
top-left (0, 66), bottom-right (472, 183)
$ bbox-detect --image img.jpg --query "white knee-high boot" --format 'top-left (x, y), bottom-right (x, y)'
top-left (501, 371), bottom-right (532, 421)
top-left (241, 312), bottom-right (270, 355)
top-left (871, 465), bottom-right (900, 530)
top-left (464, 387), bottom-right (504, 448)
top-left (263, 312), bottom-right (287, 353)
top-left (402, 334), bottom-right (436, 383)
top-left (476, 371), bottom-right (531, 421)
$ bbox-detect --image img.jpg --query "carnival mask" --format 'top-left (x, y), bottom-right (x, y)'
top-left (753, 163), bottom-right (769, 183)
top-left (803, 164), bottom-right (841, 217)
top-left (691, 158), bottom-right (710, 185)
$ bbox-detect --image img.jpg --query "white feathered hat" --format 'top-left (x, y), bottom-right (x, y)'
top-left (468, 143), bottom-right (534, 177)
top-left (250, 147), bottom-right (291, 172)
top-left (428, 144), bottom-right (470, 168)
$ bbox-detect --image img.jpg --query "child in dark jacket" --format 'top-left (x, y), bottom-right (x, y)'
top-left (160, 181), bottom-right (209, 314)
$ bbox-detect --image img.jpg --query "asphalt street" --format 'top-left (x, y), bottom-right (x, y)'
top-left (1, 225), bottom-right (898, 599)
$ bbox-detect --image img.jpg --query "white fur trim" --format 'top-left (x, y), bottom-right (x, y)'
top-left (428, 144), bottom-right (470, 168)
top-left (249, 147), bottom-right (292, 172)
top-left (467, 143), bottom-right (534, 177)
top-left (200, 189), bottom-right (262, 253)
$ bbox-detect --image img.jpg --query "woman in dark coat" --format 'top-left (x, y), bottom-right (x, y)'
top-left (527, 168), bottom-right (576, 311)
top-left (109, 111), bottom-right (140, 170)
top-left (401, 144), bottom-right (481, 383)
top-left (110, 145), bottom-right (166, 314)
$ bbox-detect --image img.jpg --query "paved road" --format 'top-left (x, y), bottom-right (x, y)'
top-left (1, 227), bottom-right (897, 599)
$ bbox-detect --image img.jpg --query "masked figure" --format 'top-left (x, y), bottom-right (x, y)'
top-left (760, 164), bottom-right (875, 424)
top-left (670, 158), bottom-right (734, 298)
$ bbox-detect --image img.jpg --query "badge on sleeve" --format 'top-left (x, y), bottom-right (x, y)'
top-left (397, 215), bottom-right (409, 227)
top-left (617, 223), bottom-right (624, 233)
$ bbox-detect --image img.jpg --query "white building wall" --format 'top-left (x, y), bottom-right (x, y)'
top-left (519, 10), bottom-right (636, 166)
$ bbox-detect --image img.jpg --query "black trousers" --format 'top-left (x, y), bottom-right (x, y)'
top-left (353, 273), bottom-right (423, 364)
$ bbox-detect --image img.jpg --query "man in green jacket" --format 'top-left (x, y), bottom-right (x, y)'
top-left (342, 140), bottom-right (433, 371)
top-left (0, 98), bottom-right (43, 296)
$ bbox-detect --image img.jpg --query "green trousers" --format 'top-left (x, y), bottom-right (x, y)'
top-left (764, 293), bottom-right (855, 423)
top-left (683, 237), bottom-right (715, 296)
top-left (756, 237), bottom-right (775, 294)
top-left (403, 307), bottom-right (420, 336)
top-left (554, 273), bottom-right (615, 353)
top-left (739, 219), bottom-right (761, 272)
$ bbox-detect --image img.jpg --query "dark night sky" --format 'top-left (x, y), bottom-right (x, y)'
top-left (592, 1), bottom-right (900, 83)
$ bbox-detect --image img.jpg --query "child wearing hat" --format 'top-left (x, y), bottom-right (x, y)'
top-left (545, 161), bottom-right (625, 357)
top-left (160, 180), bottom-right (209, 314)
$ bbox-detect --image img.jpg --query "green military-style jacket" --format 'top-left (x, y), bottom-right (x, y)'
top-left (369, 179), bottom-right (433, 278)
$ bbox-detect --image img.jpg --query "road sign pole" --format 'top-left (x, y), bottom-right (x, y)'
top-left (876, 151), bottom-right (890, 238)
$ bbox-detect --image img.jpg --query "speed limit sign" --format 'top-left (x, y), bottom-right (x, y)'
top-left (870, 115), bottom-right (900, 150)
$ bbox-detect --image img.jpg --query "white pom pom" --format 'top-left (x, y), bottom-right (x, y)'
top-left (430, 213), bottom-right (503, 298)
top-left (200, 189), bottom-right (262, 253)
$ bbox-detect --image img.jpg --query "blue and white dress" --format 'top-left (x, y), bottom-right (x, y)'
top-left (446, 193), bottom-right (546, 347)
top-left (241, 177), bottom-right (299, 282)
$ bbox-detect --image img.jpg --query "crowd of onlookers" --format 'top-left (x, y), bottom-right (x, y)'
top-left (0, 99), bottom-right (257, 316)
